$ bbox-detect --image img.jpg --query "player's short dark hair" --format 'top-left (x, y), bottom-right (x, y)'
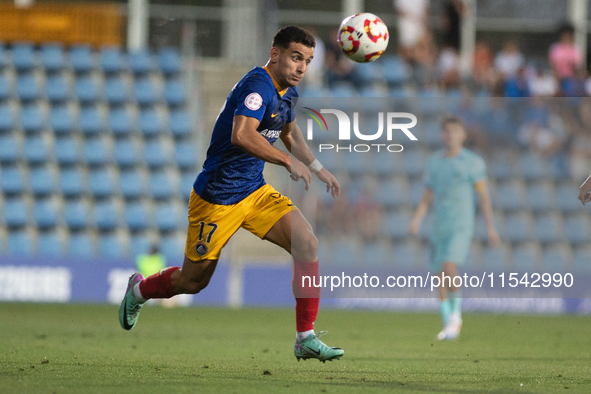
top-left (272, 26), bottom-right (315, 50)
top-left (441, 115), bottom-right (465, 130)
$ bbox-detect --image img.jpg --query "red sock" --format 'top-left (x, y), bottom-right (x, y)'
top-left (139, 267), bottom-right (180, 299)
top-left (293, 259), bottom-right (320, 332)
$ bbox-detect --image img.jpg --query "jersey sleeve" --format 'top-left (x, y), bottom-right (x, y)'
top-left (233, 78), bottom-right (272, 122)
top-left (469, 155), bottom-right (487, 184)
top-left (288, 87), bottom-right (299, 123)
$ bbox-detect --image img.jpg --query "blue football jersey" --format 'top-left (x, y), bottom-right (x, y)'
top-left (193, 67), bottom-right (297, 205)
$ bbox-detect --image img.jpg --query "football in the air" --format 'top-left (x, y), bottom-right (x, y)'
top-left (337, 12), bottom-right (389, 63)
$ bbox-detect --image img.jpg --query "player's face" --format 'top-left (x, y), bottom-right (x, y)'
top-left (275, 42), bottom-right (314, 87)
top-left (441, 123), bottom-right (466, 150)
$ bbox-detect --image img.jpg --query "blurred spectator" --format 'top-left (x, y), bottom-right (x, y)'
top-left (324, 29), bottom-right (363, 90)
top-left (472, 40), bottom-right (495, 90)
top-left (352, 190), bottom-right (382, 243)
top-left (301, 26), bottom-right (326, 89)
top-left (529, 68), bottom-right (558, 97)
top-left (561, 67), bottom-right (587, 97)
top-left (437, 45), bottom-right (460, 90)
top-left (569, 100), bottom-right (591, 179)
top-left (504, 66), bottom-right (530, 97)
top-left (136, 244), bottom-right (166, 279)
top-left (549, 24), bottom-right (583, 94)
top-left (441, 0), bottom-right (463, 51)
top-left (395, 0), bottom-right (430, 63)
top-left (324, 189), bottom-right (353, 237)
top-left (494, 40), bottom-right (525, 80)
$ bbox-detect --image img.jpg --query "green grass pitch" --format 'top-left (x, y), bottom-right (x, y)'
top-left (1, 303), bottom-right (590, 393)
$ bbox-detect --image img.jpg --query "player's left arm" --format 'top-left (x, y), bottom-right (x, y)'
top-left (281, 119), bottom-right (340, 198)
top-left (474, 180), bottom-right (500, 247)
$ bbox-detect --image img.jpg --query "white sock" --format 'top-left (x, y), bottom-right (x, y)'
top-left (132, 282), bottom-right (147, 304)
top-left (296, 330), bottom-right (315, 342)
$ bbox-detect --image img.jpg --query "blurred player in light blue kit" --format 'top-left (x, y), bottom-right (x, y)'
top-left (409, 116), bottom-right (500, 340)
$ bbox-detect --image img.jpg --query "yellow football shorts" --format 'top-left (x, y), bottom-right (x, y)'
top-left (184, 184), bottom-right (299, 261)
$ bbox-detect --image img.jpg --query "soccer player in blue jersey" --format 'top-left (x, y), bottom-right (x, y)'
top-left (119, 26), bottom-right (344, 362)
top-left (409, 116), bottom-right (500, 340)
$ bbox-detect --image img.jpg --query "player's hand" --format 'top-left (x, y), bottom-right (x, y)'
top-left (487, 226), bottom-right (501, 247)
top-left (578, 173), bottom-right (591, 205)
top-left (315, 168), bottom-right (340, 198)
top-left (288, 158), bottom-right (311, 191)
top-left (408, 218), bottom-right (421, 235)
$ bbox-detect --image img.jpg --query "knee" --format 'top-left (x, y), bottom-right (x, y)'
top-left (293, 231), bottom-right (318, 261)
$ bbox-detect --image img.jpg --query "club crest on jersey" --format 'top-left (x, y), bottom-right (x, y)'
top-left (195, 242), bottom-right (209, 257)
top-left (260, 129), bottom-right (281, 139)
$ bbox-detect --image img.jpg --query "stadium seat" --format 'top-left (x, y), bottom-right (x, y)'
top-left (534, 213), bottom-right (565, 244)
top-left (157, 47), bottom-right (181, 75)
top-left (155, 203), bottom-right (182, 232)
top-left (128, 50), bottom-right (152, 74)
top-left (118, 169), bottom-right (145, 200)
top-left (373, 152), bottom-right (398, 178)
top-left (160, 234), bottom-right (184, 262)
top-left (64, 199), bottom-right (89, 229)
top-left (45, 75), bottom-right (69, 102)
top-left (11, 43), bottom-right (35, 71)
top-left (402, 149), bottom-right (427, 178)
top-left (129, 234), bottom-right (151, 257)
top-left (7, 231), bottom-right (33, 256)
top-left (381, 210), bottom-right (412, 240)
top-left (69, 45), bottom-right (93, 73)
top-left (40, 44), bottom-right (64, 72)
top-left (93, 201), bottom-right (118, 231)
top-left (75, 76), bottom-right (99, 103)
top-left (134, 78), bottom-right (156, 106)
top-left (163, 79), bottom-right (186, 106)
top-left (139, 108), bottom-right (161, 137)
top-left (380, 55), bottom-right (409, 87)
top-left (175, 142), bottom-right (197, 169)
top-left (99, 233), bottom-right (124, 258)
top-left (59, 168), bottom-right (84, 198)
top-left (376, 178), bottom-right (411, 208)
top-left (100, 47), bottom-right (124, 73)
top-left (24, 136), bottom-right (48, 164)
top-left (495, 180), bottom-right (528, 211)
top-left (344, 151), bottom-right (371, 176)
top-left (20, 104), bottom-right (43, 133)
top-left (143, 140), bottom-right (169, 168)
top-left (0, 166), bottom-right (24, 195)
top-left (104, 76), bottom-right (127, 105)
top-left (149, 171), bottom-right (173, 200)
top-left (114, 139), bottom-right (138, 167)
top-left (504, 212), bottom-right (534, 243)
top-left (565, 215), bottom-right (591, 245)
top-left (332, 237), bottom-right (361, 266)
top-left (0, 134), bottom-right (19, 163)
top-left (125, 201), bottom-right (151, 231)
top-left (417, 214), bottom-right (432, 241)
top-left (362, 241), bottom-right (392, 267)
top-left (512, 243), bottom-right (541, 271)
top-left (16, 73), bottom-right (39, 101)
top-left (79, 106), bottom-right (104, 135)
top-left (475, 212), bottom-right (505, 242)
top-left (0, 73), bottom-right (9, 101)
top-left (83, 138), bottom-right (109, 167)
top-left (556, 182), bottom-right (583, 213)
top-left (69, 233), bottom-right (94, 257)
top-left (50, 106), bottom-right (73, 134)
top-left (169, 110), bottom-right (191, 138)
top-left (180, 170), bottom-right (195, 200)
top-left (543, 244), bottom-right (571, 271)
top-left (520, 152), bottom-right (548, 181)
top-left (88, 168), bottom-right (115, 198)
top-left (37, 231), bottom-right (63, 256)
top-left (392, 241), bottom-right (420, 268)
top-left (330, 82), bottom-right (357, 98)
top-left (109, 108), bottom-right (132, 136)
top-left (3, 199), bottom-right (28, 227)
top-left (573, 246), bottom-right (591, 273)
top-left (54, 137), bottom-right (79, 166)
top-left (0, 103), bottom-right (12, 131)
top-left (29, 167), bottom-right (55, 196)
top-left (33, 199), bottom-right (58, 228)
top-left (482, 245), bottom-right (510, 271)
top-left (527, 182), bottom-right (556, 213)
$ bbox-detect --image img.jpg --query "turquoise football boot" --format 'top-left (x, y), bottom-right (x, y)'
top-left (118, 273), bottom-right (145, 330)
top-left (294, 331), bottom-right (344, 363)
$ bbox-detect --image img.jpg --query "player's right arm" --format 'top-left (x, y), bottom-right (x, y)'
top-left (578, 172), bottom-right (591, 205)
top-left (408, 188), bottom-right (433, 235)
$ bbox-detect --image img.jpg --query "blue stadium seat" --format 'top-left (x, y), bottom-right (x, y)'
top-left (0, 166), bottom-right (24, 194)
top-left (534, 213), bottom-right (565, 244)
top-left (392, 242), bottom-right (420, 268)
top-left (381, 210), bottom-right (412, 240)
top-left (69, 233), bottom-right (93, 257)
top-left (344, 151), bottom-right (371, 176)
top-left (139, 108), bottom-right (161, 137)
top-left (75, 76), bottom-right (98, 103)
top-left (169, 110), bottom-right (191, 138)
top-left (150, 171), bottom-right (172, 199)
top-left (129, 234), bottom-right (151, 257)
top-left (512, 244), bottom-right (541, 271)
top-left (125, 201), bottom-right (150, 231)
top-left (381, 55), bottom-right (409, 87)
top-left (50, 106), bottom-right (73, 134)
top-left (527, 182), bottom-right (556, 213)
top-left (376, 178), bottom-right (411, 208)
top-left (409, 178), bottom-right (424, 203)
top-left (59, 168), bottom-right (84, 198)
top-left (119, 169), bottom-right (144, 200)
top-left (40, 44), bottom-right (64, 72)
top-left (543, 244), bottom-right (570, 271)
top-left (520, 152), bottom-right (549, 181)
top-left (11, 43), bottom-right (35, 71)
top-left (402, 149), bottom-right (427, 178)
top-left (29, 167), bottom-right (54, 196)
top-left (34, 199), bottom-right (58, 228)
top-left (175, 143), bottom-right (197, 169)
top-left (64, 199), bottom-right (89, 229)
top-left (362, 241), bottom-right (392, 267)
top-left (0, 103), bottom-right (12, 131)
top-left (556, 182), bottom-right (583, 213)
top-left (373, 152), bottom-right (398, 177)
top-left (155, 203), bottom-right (182, 232)
top-left (100, 47), bottom-right (124, 73)
top-left (89, 169), bottom-right (115, 198)
top-left (109, 108), bottom-right (132, 136)
top-left (37, 231), bottom-right (63, 256)
top-left (128, 50), bottom-right (152, 74)
top-left (332, 237), bottom-right (361, 266)
top-left (94, 201), bottom-right (118, 231)
top-left (99, 233), bottom-right (124, 258)
top-left (16, 73), bottom-right (39, 101)
top-left (0, 134), bottom-right (19, 163)
top-left (69, 45), bottom-right (93, 73)
top-left (114, 139), bottom-right (138, 167)
top-left (565, 215), bottom-right (591, 245)
top-left (54, 137), bottom-right (79, 166)
top-left (160, 234), bottom-right (184, 262)
top-left (79, 106), bottom-right (104, 135)
top-left (144, 140), bottom-right (169, 168)
top-left (3, 199), bottom-right (28, 227)
top-left (157, 47), bottom-right (181, 75)
top-left (180, 170), bottom-right (195, 200)
top-left (482, 245), bottom-right (510, 271)
top-left (495, 180), bottom-right (527, 211)
top-left (20, 104), bottom-right (43, 133)
top-left (83, 138), bottom-right (109, 166)
top-left (24, 136), bottom-right (47, 164)
top-left (134, 78), bottom-right (156, 106)
top-left (357, 61), bottom-right (384, 84)
top-left (330, 82), bottom-right (357, 98)
top-left (7, 231), bottom-right (33, 256)
top-left (0, 73), bottom-right (9, 101)
top-left (475, 214), bottom-right (505, 242)
top-left (573, 246), bottom-right (591, 273)
top-left (104, 76), bottom-right (127, 105)
top-left (163, 79), bottom-right (186, 106)
top-left (45, 75), bottom-right (68, 102)
top-left (504, 212), bottom-right (534, 243)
